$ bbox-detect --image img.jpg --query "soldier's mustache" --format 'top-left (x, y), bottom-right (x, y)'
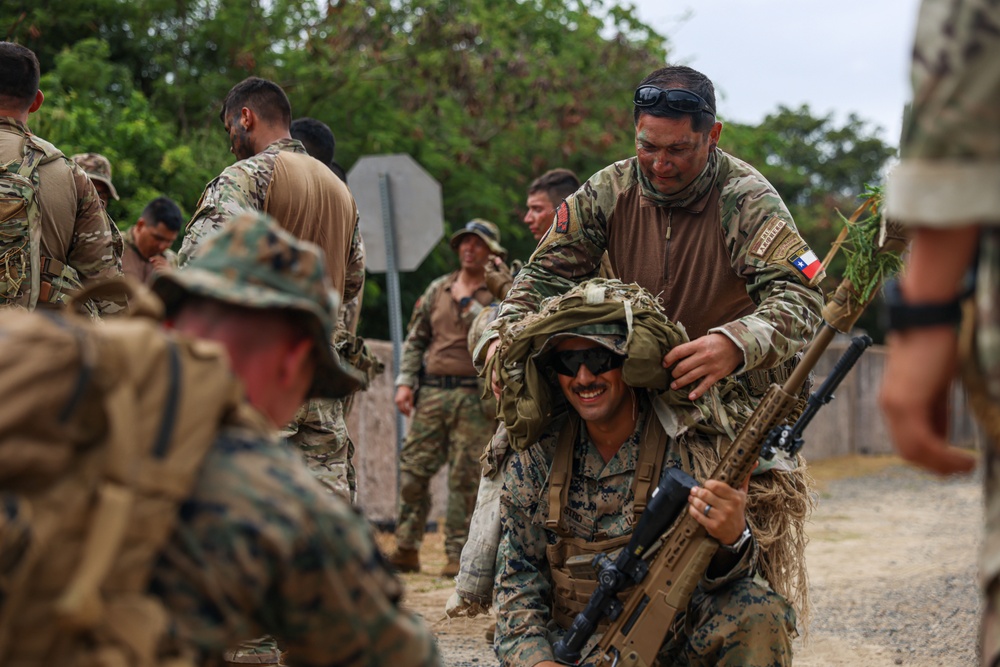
top-left (572, 382), bottom-right (608, 395)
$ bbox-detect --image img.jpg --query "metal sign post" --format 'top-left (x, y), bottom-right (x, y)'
top-left (348, 154), bottom-right (444, 506)
top-left (378, 172), bottom-right (406, 458)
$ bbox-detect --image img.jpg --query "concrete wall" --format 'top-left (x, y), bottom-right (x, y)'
top-left (351, 337), bottom-right (981, 524)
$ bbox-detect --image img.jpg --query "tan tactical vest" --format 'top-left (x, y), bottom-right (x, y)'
top-left (544, 412), bottom-right (669, 630)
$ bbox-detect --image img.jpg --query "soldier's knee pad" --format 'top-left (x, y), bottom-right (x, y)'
top-left (400, 471), bottom-right (429, 503)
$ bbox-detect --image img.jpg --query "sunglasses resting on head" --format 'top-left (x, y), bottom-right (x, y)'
top-left (633, 86), bottom-right (715, 116)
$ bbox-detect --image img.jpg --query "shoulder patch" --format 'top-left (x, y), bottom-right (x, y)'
top-left (788, 244), bottom-right (823, 281)
top-left (555, 201), bottom-right (570, 234)
top-left (748, 216), bottom-right (788, 259)
top-left (770, 233), bottom-right (803, 264)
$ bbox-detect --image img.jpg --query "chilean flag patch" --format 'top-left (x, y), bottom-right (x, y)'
top-left (791, 249), bottom-right (822, 280)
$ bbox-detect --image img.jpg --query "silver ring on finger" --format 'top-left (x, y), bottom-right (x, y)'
top-left (703, 503), bottom-right (712, 517)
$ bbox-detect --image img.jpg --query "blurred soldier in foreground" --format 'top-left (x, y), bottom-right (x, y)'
top-left (0, 42), bottom-right (123, 313)
top-left (122, 195), bottom-right (182, 284)
top-left (152, 212), bottom-right (438, 666)
top-left (492, 280), bottom-right (799, 666)
top-left (879, 0), bottom-right (1000, 662)
top-left (387, 220), bottom-right (503, 577)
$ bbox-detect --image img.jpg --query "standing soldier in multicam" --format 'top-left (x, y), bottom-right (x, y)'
top-left (879, 0), bottom-right (1000, 663)
top-left (179, 75), bottom-right (366, 504)
top-left (178, 75), bottom-right (365, 665)
top-left (387, 220), bottom-right (504, 577)
top-left (480, 64), bottom-right (824, 405)
top-left (0, 42), bottom-right (123, 315)
top-left (492, 280), bottom-right (801, 667)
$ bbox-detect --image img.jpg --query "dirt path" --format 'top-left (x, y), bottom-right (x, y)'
top-left (379, 455), bottom-right (983, 666)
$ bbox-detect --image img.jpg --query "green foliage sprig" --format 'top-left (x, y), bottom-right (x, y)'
top-left (837, 184), bottom-right (904, 303)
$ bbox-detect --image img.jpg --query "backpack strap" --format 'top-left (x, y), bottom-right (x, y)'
top-left (545, 413), bottom-right (579, 535)
top-left (15, 142), bottom-right (45, 311)
top-left (631, 408), bottom-right (667, 519)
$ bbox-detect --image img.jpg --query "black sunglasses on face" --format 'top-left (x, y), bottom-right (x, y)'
top-left (633, 86), bottom-right (715, 116)
top-left (551, 347), bottom-right (626, 377)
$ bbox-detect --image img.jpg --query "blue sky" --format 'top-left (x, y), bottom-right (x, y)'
top-left (629, 0), bottom-right (923, 147)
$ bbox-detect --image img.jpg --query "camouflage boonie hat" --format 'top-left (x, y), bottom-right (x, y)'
top-left (450, 219), bottom-right (507, 259)
top-left (151, 212), bottom-right (363, 399)
top-left (70, 153), bottom-right (119, 200)
top-left (537, 322), bottom-right (628, 360)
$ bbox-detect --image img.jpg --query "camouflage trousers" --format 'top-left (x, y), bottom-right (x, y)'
top-left (573, 575), bottom-right (795, 667)
top-left (283, 397), bottom-right (355, 504)
top-left (395, 385), bottom-right (494, 559)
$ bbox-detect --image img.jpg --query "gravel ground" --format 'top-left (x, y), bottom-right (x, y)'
top-left (399, 456), bottom-right (984, 666)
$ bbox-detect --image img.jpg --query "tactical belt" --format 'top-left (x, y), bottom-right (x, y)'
top-left (421, 374), bottom-right (479, 389)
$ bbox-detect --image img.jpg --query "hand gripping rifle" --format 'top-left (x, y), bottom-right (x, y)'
top-left (551, 333), bottom-right (872, 666)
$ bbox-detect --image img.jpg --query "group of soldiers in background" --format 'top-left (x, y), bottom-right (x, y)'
top-left (1, 0), bottom-right (999, 663)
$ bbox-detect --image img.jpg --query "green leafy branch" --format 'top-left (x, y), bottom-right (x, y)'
top-left (832, 184), bottom-right (904, 303)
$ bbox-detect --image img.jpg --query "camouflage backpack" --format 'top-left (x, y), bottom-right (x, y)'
top-left (0, 136), bottom-right (48, 309)
top-left (0, 135), bottom-right (89, 311)
top-left (0, 278), bottom-right (256, 667)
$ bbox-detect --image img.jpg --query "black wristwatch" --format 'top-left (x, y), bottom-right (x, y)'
top-left (720, 526), bottom-right (752, 553)
top-left (882, 278), bottom-right (964, 332)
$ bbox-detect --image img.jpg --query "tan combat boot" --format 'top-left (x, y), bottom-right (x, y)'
top-left (387, 546), bottom-right (421, 573)
top-left (439, 556), bottom-right (460, 578)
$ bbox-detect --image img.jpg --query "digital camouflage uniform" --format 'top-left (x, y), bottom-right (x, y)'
top-left (395, 272), bottom-right (496, 562)
top-left (180, 137), bottom-right (366, 504)
top-left (481, 149), bottom-right (824, 381)
top-left (150, 423), bottom-right (439, 667)
top-left (0, 118), bottom-right (124, 315)
top-left (884, 1), bottom-right (1000, 664)
top-left (495, 403), bottom-right (795, 667)
top-left (144, 211), bottom-right (433, 667)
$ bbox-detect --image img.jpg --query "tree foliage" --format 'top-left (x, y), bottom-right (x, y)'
top-left (2, 1), bottom-right (897, 340)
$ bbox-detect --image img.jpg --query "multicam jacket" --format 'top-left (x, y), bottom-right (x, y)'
top-left (150, 420), bottom-right (440, 666)
top-left (179, 138), bottom-right (364, 308)
top-left (487, 150), bottom-right (824, 374)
